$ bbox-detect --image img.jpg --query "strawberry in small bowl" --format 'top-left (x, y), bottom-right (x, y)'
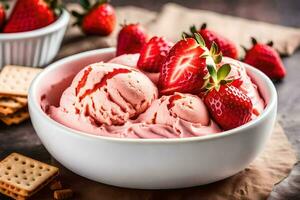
top-left (0, 0), bottom-right (70, 68)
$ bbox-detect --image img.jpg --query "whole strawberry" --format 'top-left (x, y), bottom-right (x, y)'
top-left (116, 23), bottom-right (148, 56)
top-left (186, 24), bottom-right (238, 59)
top-left (159, 34), bottom-right (222, 95)
top-left (3, 0), bottom-right (61, 33)
top-left (244, 38), bottom-right (286, 80)
top-left (203, 63), bottom-right (253, 130)
top-left (72, 0), bottom-right (116, 36)
top-left (137, 36), bottom-right (173, 73)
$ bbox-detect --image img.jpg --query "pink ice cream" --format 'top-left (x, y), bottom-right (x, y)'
top-left (56, 62), bottom-right (158, 126)
top-left (109, 53), bottom-right (139, 68)
top-left (109, 54), bottom-right (160, 85)
top-left (47, 55), bottom-right (264, 139)
top-left (48, 62), bottom-right (220, 138)
top-left (221, 57), bottom-right (265, 117)
top-left (50, 92), bottom-right (220, 138)
top-left (136, 93), bottom-right (220, 137)
top-left (139, 93), bottom-right (210, 125)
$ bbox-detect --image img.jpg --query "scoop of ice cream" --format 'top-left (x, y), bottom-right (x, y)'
top-left (139, 93), bottom-right (209, 125)
top-left (221, 57), bottom-right (265, 117)
top-left (109, 53), bottom-right (140, 68)
top-left (109, 54), bottom-right (160, 85)
top-left (60, 62), bottom-right (158, 126)
top-left (135, 93), bottom-right (220, 137)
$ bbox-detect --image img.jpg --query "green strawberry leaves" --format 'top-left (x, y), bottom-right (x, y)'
top-left (194, 33), bottom-right (206, 47)
top-left (207, 64), bottom-right (217, 82)
top-left (210, 41), bottom-right (222, 64)
top-left (205, 63), bottom-right (233, 91)
top-left (79, 0), bottom-right (91, 10)
top-left (210, 42), bottom-right (218, 55)
top-left (217, 64), bottom-right (231, 81)
top-left (45, 0), bottom-right (63, 17)
top-left (202, 42), bottom-right (234, 92)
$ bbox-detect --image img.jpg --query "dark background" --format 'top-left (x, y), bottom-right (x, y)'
top-left (67, 0), bottom-right (300, 27)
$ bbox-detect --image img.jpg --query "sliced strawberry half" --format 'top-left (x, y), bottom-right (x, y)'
top-left (137, 36), bottom-right (173, 73)
top-left (159, 36), bottom-right (209, 95)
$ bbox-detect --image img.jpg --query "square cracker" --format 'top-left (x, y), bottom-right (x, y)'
top-left (0, 95), bottom-right (28, 106)
top-left (0, 105), bottom-right (18, 116)
top-left (0, 153), bottom-right (59, 199)
top-left (0, 187), bottom-right (26, 200)
top-left (0, 109), bottom-right (29, 125)
top-left (0, 65), bottom-right (43, 97)
top-left (11, 96), bottom-right (28, 106)
top-left (0, 97), bottom-right (24, 109)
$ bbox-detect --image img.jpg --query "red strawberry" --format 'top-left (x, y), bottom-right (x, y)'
top-left (244, 38), bottom-right (286, 80)
top-left (72, 0), bottom-right (116, 36)
top-left (116, 23), bottom-right (148, 56)
top-left (137, 36), bottom-right (173, 73)
top-left (0, 2), bottom-right (8, 30)
top-left (159, 34), bottom-right (212, 95)
top-left (3, 0), bottom-right (61, 33)
top-left (187, 24), bottom-right (238, 59)
top-left (204, 85), bottom-right (253, 130)
top-left (203, 63), bottom-right (253, 130)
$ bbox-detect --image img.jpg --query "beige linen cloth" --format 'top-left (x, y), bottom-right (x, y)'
top-left (36, 3), bottom-right (298, 200)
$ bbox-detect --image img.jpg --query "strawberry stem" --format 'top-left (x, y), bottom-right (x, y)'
top-left (251, 37), bottom-right (257, 45)
top-left (267, 41), bottom-right (274, 47)
top-left (181, 32), bottom-right (187, 40)
top-left (201, 23), bottom-right (207, 30)
top-left (194, 33), bottom-right (206, 47)
top-left (0, 0), bottom-right (9, 10)
top-left (79, 0), bottom-right (91, 10)
top-left (241, 45), bottom-right (248, 53)
top-left (190, 25), bottom-right (197, 34)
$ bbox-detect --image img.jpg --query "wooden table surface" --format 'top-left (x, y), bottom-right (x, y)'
top-left (0, 0), bottom-right (299, 199)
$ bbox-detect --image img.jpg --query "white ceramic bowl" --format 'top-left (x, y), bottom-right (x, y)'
top-left (28, 48), bottom-right (277, 189)
top-left (0, 10), bottom-right (70, 68)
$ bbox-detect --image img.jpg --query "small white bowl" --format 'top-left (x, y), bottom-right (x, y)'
top-left (28, 48), bottom-right (277, 189)
top-left (0, 9), bottom-right (70, 68)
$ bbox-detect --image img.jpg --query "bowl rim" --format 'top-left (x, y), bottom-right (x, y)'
top-left (29, 48), bottom-right (277, 143)
top-left (0, 9), bottom-right (70, 40)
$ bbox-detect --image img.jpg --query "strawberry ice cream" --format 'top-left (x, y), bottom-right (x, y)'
top-left (109, 53), bottom-right (139, 68)
top-left (48, 61), bottom-right (221, 138)
top-left (136, 93), bottom-right (220, 137)
top-left (47, 54), bottom-right (264, 139)
top-left (56, 62), bottom-right (158, 126)
top-left (139, 93), bottom-right (210, 125)
top-left (109, 54), bottom-right (160, 85)
top-left (50, 91), bottom-right (220, 138)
